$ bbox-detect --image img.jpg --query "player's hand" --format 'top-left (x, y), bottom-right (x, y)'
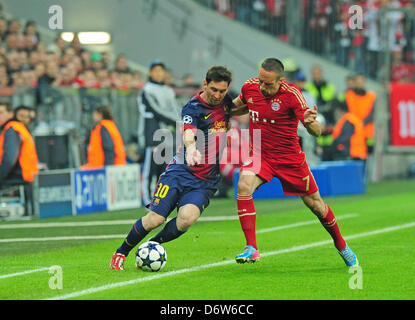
top-left (186, 145), bottom-right (202, 166)
top-left (304, 105), bottom-right (318, 124)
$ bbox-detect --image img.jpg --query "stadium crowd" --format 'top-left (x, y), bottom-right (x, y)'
top-left (0, 6), bottom-right (203, 94)
top-left (0, 16), bottom-right (145, 92)
top-left (200, 0), bottom-right (415, 82)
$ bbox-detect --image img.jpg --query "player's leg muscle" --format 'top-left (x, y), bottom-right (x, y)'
top-left (142, 211), bottom-right (166, 230)
top-left (301, 191), bottom-right (327, 219)
top-left (177, 204), bottom-right (201, 232)
top-left (237, 171), bottom-right (264, 195)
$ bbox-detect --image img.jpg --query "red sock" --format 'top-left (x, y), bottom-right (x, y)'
top-left (319, 205), bottom-right (346, 251)
top-left (237, 194), bottom-right (257, 249)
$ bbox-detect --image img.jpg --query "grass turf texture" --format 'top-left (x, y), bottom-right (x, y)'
top-left (0, 179), bottom-right (414, 300)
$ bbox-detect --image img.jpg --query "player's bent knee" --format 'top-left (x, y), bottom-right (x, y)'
top-left (177, 205), bottom-right (200, 231)
top-left (143, 211), bottom-right (166, 230)
top-left (237, 178), bottom-right (253, 196)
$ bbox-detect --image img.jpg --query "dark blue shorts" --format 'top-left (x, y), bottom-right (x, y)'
top-left (148, 164), bottom-right (218, 218)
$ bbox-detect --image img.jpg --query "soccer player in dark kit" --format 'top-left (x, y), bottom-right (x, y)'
top-left (231, 58), bottom-right (359, 267)
top-left (110, 66), bottom-right (234, 270)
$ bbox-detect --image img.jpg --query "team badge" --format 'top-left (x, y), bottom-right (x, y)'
top-left (153, 198), bottom-right (160, 206)
top-left (182, 115), bottom-right (193, 124)
top-left (271, 102), bottom-right (280, 111)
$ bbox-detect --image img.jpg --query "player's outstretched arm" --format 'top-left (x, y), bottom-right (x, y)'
top-left (304, 105), bottom-right (322, 137)
top-left (231, 96), bottom-right (249, 116)
top-left (183, 128), bottom-right (202, 166)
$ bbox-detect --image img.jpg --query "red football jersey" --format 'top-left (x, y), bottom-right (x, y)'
top-left (239, 78), bottom-right (309, 164)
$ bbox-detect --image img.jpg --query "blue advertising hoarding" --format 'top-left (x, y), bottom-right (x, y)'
top-left (73, 168), bottom-right (107, 214)
top-left (35, 169), bottom-right (74, 218)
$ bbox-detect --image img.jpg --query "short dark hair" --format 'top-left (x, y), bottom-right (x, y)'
top-left (261, 58), bottom-right (285, 78)
top-left (205, 66), bottom-right (232, 85)
top-left (14, 105), bottom-right (34, 114)
top-left (0, 101), bottom-right (13, 112)
top-left (94, 105), bottom-right (113, 120)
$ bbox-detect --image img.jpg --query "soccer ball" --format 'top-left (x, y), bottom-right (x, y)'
top-left (135, 241), bottom-right (167, 272)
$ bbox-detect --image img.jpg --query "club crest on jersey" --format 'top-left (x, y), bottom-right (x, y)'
top-left (271, 102), bottom-right (280, 111)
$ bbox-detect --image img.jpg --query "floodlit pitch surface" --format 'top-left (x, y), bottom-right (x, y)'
top-left (0, 179), bottom-right (414, 300)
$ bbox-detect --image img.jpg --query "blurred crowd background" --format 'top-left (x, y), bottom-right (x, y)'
top-left (198, 0), bottom-right (415, 83)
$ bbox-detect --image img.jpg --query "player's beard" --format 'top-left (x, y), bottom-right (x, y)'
top-left (261, 89), bottom-right (276, 97)
top-left (261, 90), bottom-right (271, 97)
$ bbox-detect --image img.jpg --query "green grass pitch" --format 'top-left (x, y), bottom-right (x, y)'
top-left (0, 179), bottom-right (414, 300)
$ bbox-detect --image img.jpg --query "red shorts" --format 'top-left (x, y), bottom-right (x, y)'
top-left (241, 152), bottom-right (318, 197)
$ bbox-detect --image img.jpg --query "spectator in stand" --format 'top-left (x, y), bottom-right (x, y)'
top-left (390, 50), bottom-right (415, 82)
top-left (91, 52), bottom-right (104, 72)
top-left (303, 0), bottom-right (331, 55)
top-left (96, 68), bottom-right (112, 88)
top-left (251, 0), bottom-right (267, 30)
top-left (6, 19), bottom-right (21, 36)
top-left (0, 17), bottom-right (7, 39)
top-left (235, 0), bottom-right (251, 25)
top-left (305, 65), bottom-right (337, 125)
top-left (0, 101), bottom-right (39, 184)
top-left (48, 36), bottom-right (66, 56)
top-left (333, 1), bottom-right (352, 67)
top-left (331, 99), bottom-right (368, 162)
top-left (216, 0), bottom-right (233, 18)
top-left (70, 55), bottom-right (84, 75)
top-left (23, 20), bottom-right (40, 48)
top-left (6, 51), bottom-right (22, 77)
top-left (28, 50), bottom-right (40, 69)
top-left (114, 54), bottom-right (130, 73)
top-left (266, 0), bottom-right (287, 37)
top-left (80, 69), bottom-right (100, 88)
top-left (37, 61), bottom-right (59, 86)
top-left (80, 51), bottom-right (92, 70)
top-left (54, 64), bottom-right (84, 87)
top-left (70, 34), bottom-right (84, 56)
top-left (80, 105), bottom-right (126, 169)
top-left (33, 62), bottom-right (46, 80)
top-left (345, 73), bottom-right (376, 155)
top-left (5, 33), bottom-right (18, 51)
top-left (21, 68), bottom-right (37, 87)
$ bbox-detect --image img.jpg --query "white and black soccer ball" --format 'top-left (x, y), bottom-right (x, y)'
top-left (135, 241), bottom-right (167, 272)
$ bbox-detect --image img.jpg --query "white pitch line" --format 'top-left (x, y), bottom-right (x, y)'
top-left (0, 216), bottom-right (238, 230)
top-left (46, 220), bottom-right (415, 300)
top-left (0, 214), bottom-right (358, 243)
top-left (0, 234), bottom-right (126, 243)
top-left (0, 267), bottom-right (50, 280)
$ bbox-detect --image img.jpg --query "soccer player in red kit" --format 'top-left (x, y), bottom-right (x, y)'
top-left (231, 58), bottom-right (359, 267)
